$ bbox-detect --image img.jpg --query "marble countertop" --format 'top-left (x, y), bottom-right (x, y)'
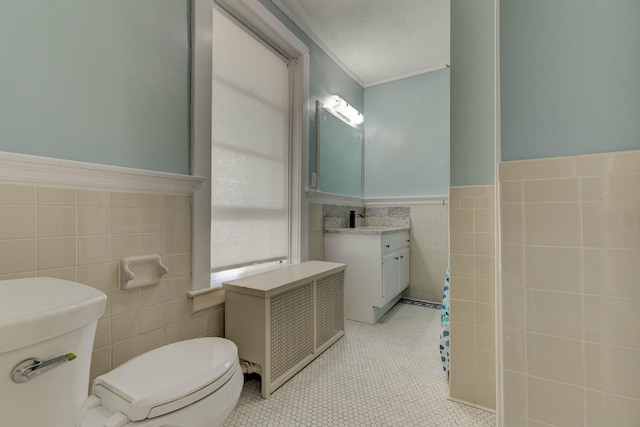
top-left (324, 226), bottom-right (410, 235)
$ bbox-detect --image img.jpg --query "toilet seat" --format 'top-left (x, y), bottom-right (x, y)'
top-left (89, 337), bottom-right (239, 424)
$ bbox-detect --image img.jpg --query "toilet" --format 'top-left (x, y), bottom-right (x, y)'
top-left (0, 277), bottom-right (243, 427)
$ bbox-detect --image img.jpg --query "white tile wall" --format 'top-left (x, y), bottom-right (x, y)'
top-left (448, 185), bottom-right (496, 411)
top-left (0, 183), bottom-right (224, 383)
top-left (407, 204), bottom-right (449, 303)
top-left (308, 203), bottom-right (324, 261)
top-left (499, 149), bottom-right (640, 426)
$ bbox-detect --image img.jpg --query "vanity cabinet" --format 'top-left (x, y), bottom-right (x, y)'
top-left (324, 228), bottom-right (410, 324)
top-left (381, 234), bottom-right (410, 306)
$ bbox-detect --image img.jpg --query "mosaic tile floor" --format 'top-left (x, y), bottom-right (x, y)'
top-left (223, 302), bottom-right (496, 426)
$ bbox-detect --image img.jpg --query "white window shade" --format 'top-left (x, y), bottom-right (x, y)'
top-left (211, 8), bottom-right (290, 272)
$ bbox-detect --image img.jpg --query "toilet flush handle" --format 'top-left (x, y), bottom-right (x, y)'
top-left (11, 353), bottom-right (76, 384)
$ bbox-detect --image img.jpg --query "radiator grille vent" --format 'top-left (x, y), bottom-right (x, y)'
top-left (270, 283), bottom-right (314, 381)
top-left (315, 272), bottom-right (344, 349)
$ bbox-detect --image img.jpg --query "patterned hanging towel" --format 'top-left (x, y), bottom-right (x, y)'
top-left (439, 260), bottom-right (450, 380)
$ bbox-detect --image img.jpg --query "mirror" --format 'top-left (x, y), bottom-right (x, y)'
top-left (316, 100), bottom-right (364, 197)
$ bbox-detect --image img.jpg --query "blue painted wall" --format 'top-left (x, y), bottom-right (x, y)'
top-left (450, 0), bottom-right (496, 186)
top-left (364, 69), bottom-right (450, 197)
top-left (308, 45), bottom-right (365, 189)
top-left (0, 0), bottom-right (191, 174)
top-left (2, 0), bottom-right (459, 191)
top-left (0, 0), bottom-right (362, 179)
top-left (501, 0), bottom-right (640, 160)
top-left (258, 1), bottom-right (364, 190)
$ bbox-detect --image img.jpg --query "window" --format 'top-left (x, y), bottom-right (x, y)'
top-left (190, 0), bottom-right (309, 293)
top-left (210, 8), bottom-right (290, 284)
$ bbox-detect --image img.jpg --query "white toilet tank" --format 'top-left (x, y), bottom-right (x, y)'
top-left (0, 278), bottom-right (107, 427)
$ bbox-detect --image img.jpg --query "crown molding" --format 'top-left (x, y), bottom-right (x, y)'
top-left (271, 0), bottom-right (451, 88)
top-left (271, 0), bottom-right (365, 87)
top-left (364, 63), bottom-right (449, 88)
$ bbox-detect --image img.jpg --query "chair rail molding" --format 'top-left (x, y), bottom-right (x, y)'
top-left (0, 151), bottom-right (204, 195)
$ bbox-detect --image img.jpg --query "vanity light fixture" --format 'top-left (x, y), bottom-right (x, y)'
top-left (329, 95), bottom-right (364, 125)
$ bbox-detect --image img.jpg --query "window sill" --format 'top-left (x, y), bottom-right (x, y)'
top-left (188, 263), bottom-right (292, 313)
top-left (188, 287), bottom-right (226, 313)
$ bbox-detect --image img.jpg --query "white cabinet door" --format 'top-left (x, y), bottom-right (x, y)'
top-left (398, 247), bottom-right (410, 291)
top-left (382, 252), bottom-right (398, 305)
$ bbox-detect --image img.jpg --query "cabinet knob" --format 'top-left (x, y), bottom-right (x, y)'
top-left (394, 257), bottom-right (399, 260)
top-left (385, 244), bottom-right (390, 248)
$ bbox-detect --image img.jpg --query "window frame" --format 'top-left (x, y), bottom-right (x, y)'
top-left (190, 0), bottom-right (309, 294)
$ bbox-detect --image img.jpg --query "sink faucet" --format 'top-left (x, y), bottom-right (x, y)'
top-left (348, 211), bottom-right (364, 228)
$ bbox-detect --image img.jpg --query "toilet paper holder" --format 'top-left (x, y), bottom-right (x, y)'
top-left (119, 254), bottom-right (169, 291)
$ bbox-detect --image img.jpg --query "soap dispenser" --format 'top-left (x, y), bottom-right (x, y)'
top-left (349, 210), bottom-right (356, 228)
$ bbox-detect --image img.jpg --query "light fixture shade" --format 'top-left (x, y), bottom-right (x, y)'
top-left (329, 95), bottom-right (364, 125)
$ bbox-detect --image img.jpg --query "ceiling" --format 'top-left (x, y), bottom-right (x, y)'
top-left (274, 0), bottom-right (450, 88)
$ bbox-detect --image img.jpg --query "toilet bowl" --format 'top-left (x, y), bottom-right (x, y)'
top-left (82, 337), bottom-right (243, 427)
top-left (0, 278), bottom-right (243, 427)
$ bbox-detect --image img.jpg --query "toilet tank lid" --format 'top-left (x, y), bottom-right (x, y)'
top-left (92, 337), bottom-right (239, 422)
top-left (0, 278), bottom-right (107, 353)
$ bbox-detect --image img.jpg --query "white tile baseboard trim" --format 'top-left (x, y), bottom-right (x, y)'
top-left (0, 151), bottom-right (205, 195)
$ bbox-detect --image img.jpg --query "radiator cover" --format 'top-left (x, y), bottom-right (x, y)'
top-left (223, 261), bottom-right (346, 398)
